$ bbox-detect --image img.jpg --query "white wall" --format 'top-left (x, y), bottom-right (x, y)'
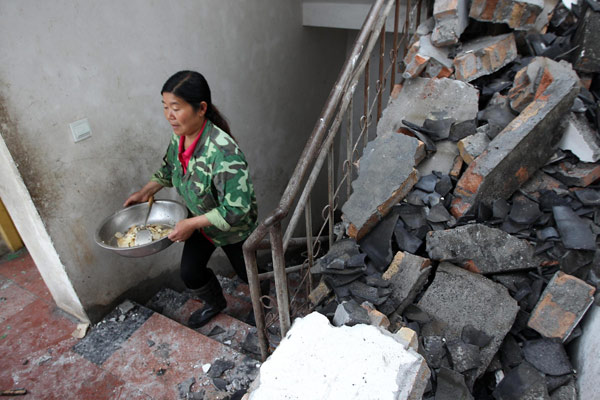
top-left (571, 304), bottom-right (599, 399)
top-left (0, 0), bottom-right (346, 321)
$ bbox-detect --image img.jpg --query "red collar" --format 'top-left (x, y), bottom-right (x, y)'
top-left (178, 119), bottom-right (207, 174)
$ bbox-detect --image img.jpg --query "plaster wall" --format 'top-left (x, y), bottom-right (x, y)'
top-left (571, 304), bottom-right (599, 399)
top-left (0, 0), bottom-right (346, 321)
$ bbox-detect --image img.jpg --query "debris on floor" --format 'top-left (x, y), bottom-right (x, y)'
top-left (322, 0), bottom-right (600, 397)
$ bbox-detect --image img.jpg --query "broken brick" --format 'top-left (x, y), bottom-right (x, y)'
top-left (309, 279), bottom-right (332, 306)
top-left (361, 302), bottom-right (391, 330)
top-left (453, 34), bottom-right (518, 82)
top-left (559, 113), bottom-right (600, 163)
top-left (382, 251), bottom-right (432, 314)
top-left (426, 224), bottom-right (541, 274)
top-left (507, 57), bottom-right (579, 113)
top-left (458, 128), bottom-right (490, 165)
top-left (527, 271), bottom-right (596, 341)
top-left (431, 0), bottom-right (469, 46)
top-left (342, 133), bottom-right (421, 241)
top-left (520, 170), bottom-right (568, 200)
top-left (394, 327), bottom-right (419, 351)
top-left (547, 160), bottom-right (600, 187)
top-left (469, 0), bottom-right (544, 30)
top-left (377, 77), bottom-right (479, 137)
top-left (403, 35), bottom-right (454, 79)
top-left (450, 59), bottom-right (579, 218)
top-left (417, 263), bottom-right (519, 386)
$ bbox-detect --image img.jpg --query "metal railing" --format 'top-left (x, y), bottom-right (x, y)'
top-left (243, 0), bottom-right (429, 361)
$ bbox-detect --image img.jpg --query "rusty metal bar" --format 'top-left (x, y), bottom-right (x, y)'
top-left (259, 263), bottom-right (307, 280)
top-left (305, 196), bottom-right (314, 290)
top-left (242, 242), bottom-right (269, 361)
top-left (364, 59), bottom-right (370, 149)
top-left (243, 0), bottom-right (404, 359)
top-left (270, 222), bottom-right (291, 336)
top-left (257, 235), bottom-right (327, 251)
top-left (281, 0), bottom-right (396, 255)
top-left (390, 0), bottom-right (400, 92)
top-left (327, 147), bottom-right (335, 250)
top-left (377, 25), bottom-right (385, 122)
top-left (277, 0), bottom-right (388, 251)
top-left (346, 98), bottom-right (354, 201)
top-left (405, 0), bottom-right (411, 53)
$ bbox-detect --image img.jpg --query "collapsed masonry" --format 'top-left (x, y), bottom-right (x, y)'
top-left (306, 0), bottom-right (600, 399)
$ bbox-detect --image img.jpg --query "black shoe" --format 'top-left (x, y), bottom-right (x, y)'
top-left (188, 301), bottom-right (226, 329)
top-left (186, 274), bottom-right (227, 329)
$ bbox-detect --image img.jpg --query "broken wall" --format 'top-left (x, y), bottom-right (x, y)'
top-left (0, 0), bottom-right (347, 321)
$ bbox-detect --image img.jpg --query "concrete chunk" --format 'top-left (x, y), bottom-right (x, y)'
top-left (333, 301), bottom-right (371, 327)
top-left (431, 0), bottom-right (469, 46)
top-left (417, 263), bottom-right (519, 386)
top-left (527, 271), bottom-right (596, 341)
top-left (417, 140), bottom-right (460, 177)
top-left (426, 224), bottom-right (540, 274)
top-left (382, 251), bottom-right (432, 314)
top-left (572, 4), bottom-right (600, 73)
top-left (450, 59), bottom-right (579, 218)
top-left (342, 133), bottom-right (420, 241)
top-left (453, 34), bottom-right (518, 82)
top-left (403, 35), bottom-right (454, 79)
top-left (559, 113), bottom-right (600, 162)
top-left (248, 312), bottom-right (430, 400)
top-left (469, 0), bottom-right (544, 30)
top-left (377, 78), bottom-right (479, 138)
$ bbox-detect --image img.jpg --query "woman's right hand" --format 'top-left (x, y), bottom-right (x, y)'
top-left (123, 181), bottom-right (164, 207)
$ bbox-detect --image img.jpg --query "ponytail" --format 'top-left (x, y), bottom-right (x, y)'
top-left (206, 104), bottom-right (234, 140)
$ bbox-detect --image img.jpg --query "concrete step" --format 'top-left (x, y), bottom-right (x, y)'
top-left (146, 286), bottom-right (263, 359)
top-left (72, 300), bottom-right (260, 399)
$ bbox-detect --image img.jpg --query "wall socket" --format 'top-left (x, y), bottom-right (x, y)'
top-left (70, 118), bottom-right (92, 143)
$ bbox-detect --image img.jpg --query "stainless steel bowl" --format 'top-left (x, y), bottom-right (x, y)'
top-left (95, 200), bottom-right (188, 257)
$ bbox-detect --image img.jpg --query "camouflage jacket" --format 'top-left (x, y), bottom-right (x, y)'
top-left (151, 120), bottom-right (258, 246)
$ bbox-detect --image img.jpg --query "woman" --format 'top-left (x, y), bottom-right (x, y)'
top-left (124, 70), bottom-right (258, 329)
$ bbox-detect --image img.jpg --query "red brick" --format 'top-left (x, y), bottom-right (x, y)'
top-left (527, 272), bottom-right (595, 341)
top-left (454, 34), bottom-right (517, 82)
top-left (469, 0), bottom-right (543, 30)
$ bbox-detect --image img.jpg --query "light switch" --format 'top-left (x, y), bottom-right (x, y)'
top-left (70, 118), bottom-right (92, 143)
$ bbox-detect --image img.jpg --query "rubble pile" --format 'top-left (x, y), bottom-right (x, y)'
top-left (310, 0), bottom-right (600, 398)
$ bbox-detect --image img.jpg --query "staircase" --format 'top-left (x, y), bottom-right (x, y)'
top-left (72, 275), bottom-right (281, 399)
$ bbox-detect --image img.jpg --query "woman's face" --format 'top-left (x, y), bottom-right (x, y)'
top-left (162, 92), bottom-right (207, 137)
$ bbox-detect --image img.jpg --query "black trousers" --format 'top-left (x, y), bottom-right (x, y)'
top-left (180, 229), bottom-right (249, 289)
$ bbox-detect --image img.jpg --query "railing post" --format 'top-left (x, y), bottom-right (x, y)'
top-left (270, 222), bottom-right (291, 336)
top-left (391, 0), bottom-right (400, 92)
top-left (327, 147), bottom-right (335, 250)
top-left (305, 197), bottom-right (314, 290)
top-left (377, 25), bottom-right (385, 122)
top-left (242, 243), bottom-right (269, 361)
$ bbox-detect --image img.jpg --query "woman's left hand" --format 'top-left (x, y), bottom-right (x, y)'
top-left (168, 218), bottom-right (198, 243)
top-left (168, 214), bottom-right (212, 243)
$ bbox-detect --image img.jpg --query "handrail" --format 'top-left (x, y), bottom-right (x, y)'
top-left (243, 0), bottom-right (426, 361)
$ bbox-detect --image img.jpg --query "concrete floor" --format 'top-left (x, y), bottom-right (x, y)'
top-left (0, 249), bottom-right (259, 399)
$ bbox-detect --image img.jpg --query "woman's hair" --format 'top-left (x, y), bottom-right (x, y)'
top-left (161, 70), bottom-right (232, 136)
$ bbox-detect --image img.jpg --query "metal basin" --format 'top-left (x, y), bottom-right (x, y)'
top-left (95, 200), bottom-right (188, 258)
